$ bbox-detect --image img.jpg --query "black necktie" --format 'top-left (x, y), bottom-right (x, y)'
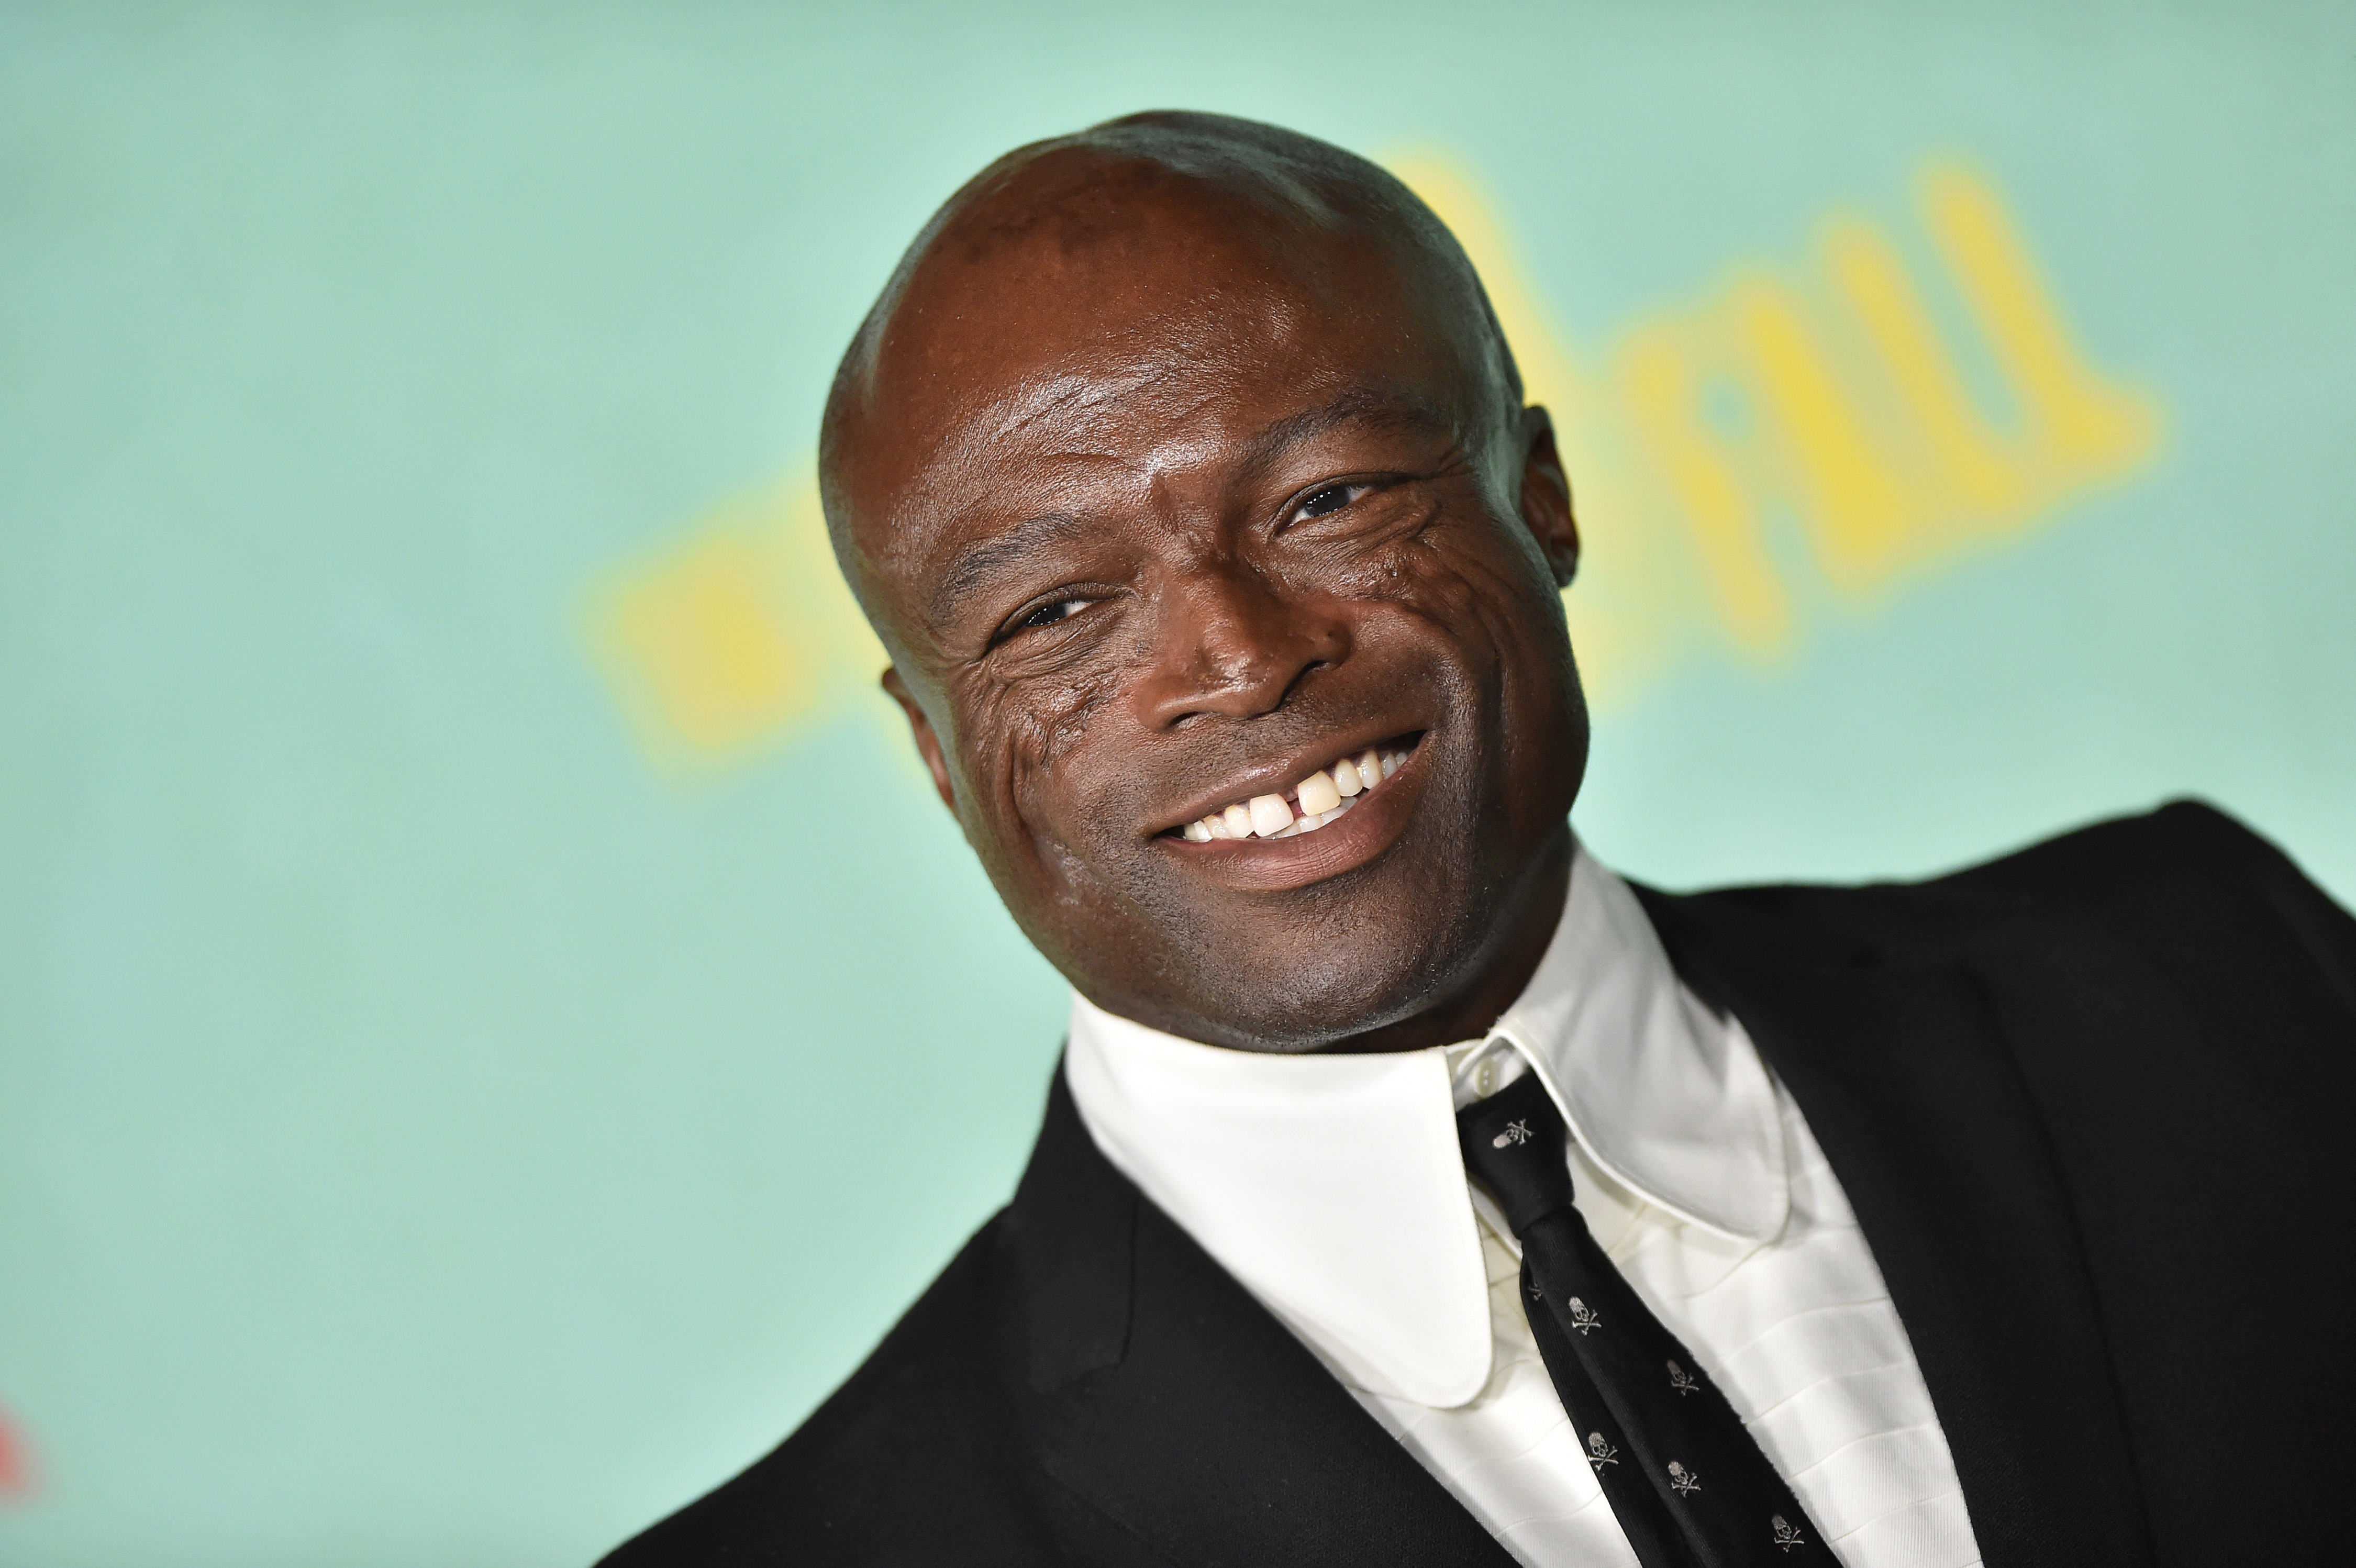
top-left (1456, 1072), bottom-right (1838, 1567)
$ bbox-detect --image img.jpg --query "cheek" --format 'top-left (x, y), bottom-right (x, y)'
top-left (952, 658), bottom-right (1131, 851)
top-left (1339, 517), bottom-right (1554, 672)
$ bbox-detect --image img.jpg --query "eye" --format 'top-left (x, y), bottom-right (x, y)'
top-left (1007, 596), bottom-right (1091, 637)
top-left (1293, 481), bottom-right (1372, 522)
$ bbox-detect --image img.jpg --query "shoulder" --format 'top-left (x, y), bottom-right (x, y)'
top-left (595, 1216), bottom-right (1049, 1567)
top-left (1641, 800), bottom-right (2356, 1125)
top-left (1644, 801), bottom-right (2356, 1176)
top-left (1659, 799), bottom-right (2353, 991)
top-left (1901, 797), bottom-right (2343, 939)
top-left (596, 1073), bottom-right (1163, 1567)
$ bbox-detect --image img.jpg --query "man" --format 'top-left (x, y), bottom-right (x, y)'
top-left (601, 113), bottom-right (2356, 1566)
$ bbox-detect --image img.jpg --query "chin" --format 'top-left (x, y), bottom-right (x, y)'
top-left (1157, 898), bottom-right (1495, 1053)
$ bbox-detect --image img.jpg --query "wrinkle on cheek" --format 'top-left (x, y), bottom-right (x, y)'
top-left (968, 656), bottom-right (1128, 903)
top-left (1294, 508), bottom-right (1459, 609)
top-left (1416, 537), bottom-right (1582, 813)
top-left (1263, 490), bottom-right (1454, 605)
top-left (1040, 661), bottom-right (1125, 764)
top-left (1345, 515), bottom-right (1565, 711)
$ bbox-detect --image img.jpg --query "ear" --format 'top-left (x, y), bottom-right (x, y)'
top-left (1516, 405), bottom-right (1580, 589)
top-left (881, 666), bottom-right (959, 814)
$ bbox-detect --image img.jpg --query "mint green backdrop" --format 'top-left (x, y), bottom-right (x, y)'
top-left (3, 3), bottom-right (2350, 1562)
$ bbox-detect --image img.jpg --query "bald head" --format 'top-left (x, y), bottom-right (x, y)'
top-left (820, 112), bottom-right (1522, 625)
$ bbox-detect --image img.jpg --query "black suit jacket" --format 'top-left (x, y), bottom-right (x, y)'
top-left (603, 802), bottom-right (2356, 1566)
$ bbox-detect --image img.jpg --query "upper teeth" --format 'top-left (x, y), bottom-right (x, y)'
top-left (1180, 746), bottom-right (1408, 843)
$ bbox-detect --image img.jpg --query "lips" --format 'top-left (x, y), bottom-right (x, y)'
top-left (1154, 732), bottom-right (1429, 892)
top-left (1171, 741), bottom-right (1414, 843)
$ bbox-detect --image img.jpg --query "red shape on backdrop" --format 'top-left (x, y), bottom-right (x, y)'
top-left (0, 1404), bottom-right (32, 1499)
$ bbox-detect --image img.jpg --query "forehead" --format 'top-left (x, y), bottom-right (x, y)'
top-left (888, 185), bottom-right (1427, 435)
top-left (836, 165), bottom-right (1487, 602)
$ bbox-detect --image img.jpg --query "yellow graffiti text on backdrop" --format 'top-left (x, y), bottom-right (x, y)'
top-left (592, 158), bottom-right (2160, 765)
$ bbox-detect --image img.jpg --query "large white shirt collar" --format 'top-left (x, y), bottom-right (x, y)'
top-left (1063, 846), bottom-right (1790, 1408)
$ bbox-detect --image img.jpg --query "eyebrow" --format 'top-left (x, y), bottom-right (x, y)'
top-left (929, 510), bottom-right (1090, 629)
top-left (924, 388), bottom-right (1451, 628)
top-left (1232, 386), bottom-right (1449, 479)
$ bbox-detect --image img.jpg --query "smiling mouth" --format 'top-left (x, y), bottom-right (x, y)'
top-left (1166, 734), bottom-right (1423, 843)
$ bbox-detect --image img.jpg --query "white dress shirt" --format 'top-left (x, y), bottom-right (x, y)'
top-left (1064, 846), bottom-right (1983, 1568)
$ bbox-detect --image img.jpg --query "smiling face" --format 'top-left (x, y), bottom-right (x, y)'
top-left (827, 117), bottom-right (1590, 1053)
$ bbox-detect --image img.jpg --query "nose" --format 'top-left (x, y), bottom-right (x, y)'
top-left (1132, 558), bottom-right (1351, 730)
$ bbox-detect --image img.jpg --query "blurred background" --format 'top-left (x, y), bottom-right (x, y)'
top-left (3, 2), bottom-right (2350, 1561)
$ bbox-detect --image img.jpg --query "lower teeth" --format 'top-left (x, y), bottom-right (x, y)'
top-left (1268, 797), bottom-right (1358, 839)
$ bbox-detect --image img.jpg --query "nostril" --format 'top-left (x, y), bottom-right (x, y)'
top-left (1279, 659), bottom-right (1329, 707)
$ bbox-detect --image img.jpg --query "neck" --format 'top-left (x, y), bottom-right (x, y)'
top-left (1316, 824), bottom-right (1574, 1055)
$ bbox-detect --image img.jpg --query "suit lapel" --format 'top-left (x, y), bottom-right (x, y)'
top-left (1008, 1069), bottom-right (1518, 1568)
top-left (1637, 888), bottom-right (2155, 1568)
